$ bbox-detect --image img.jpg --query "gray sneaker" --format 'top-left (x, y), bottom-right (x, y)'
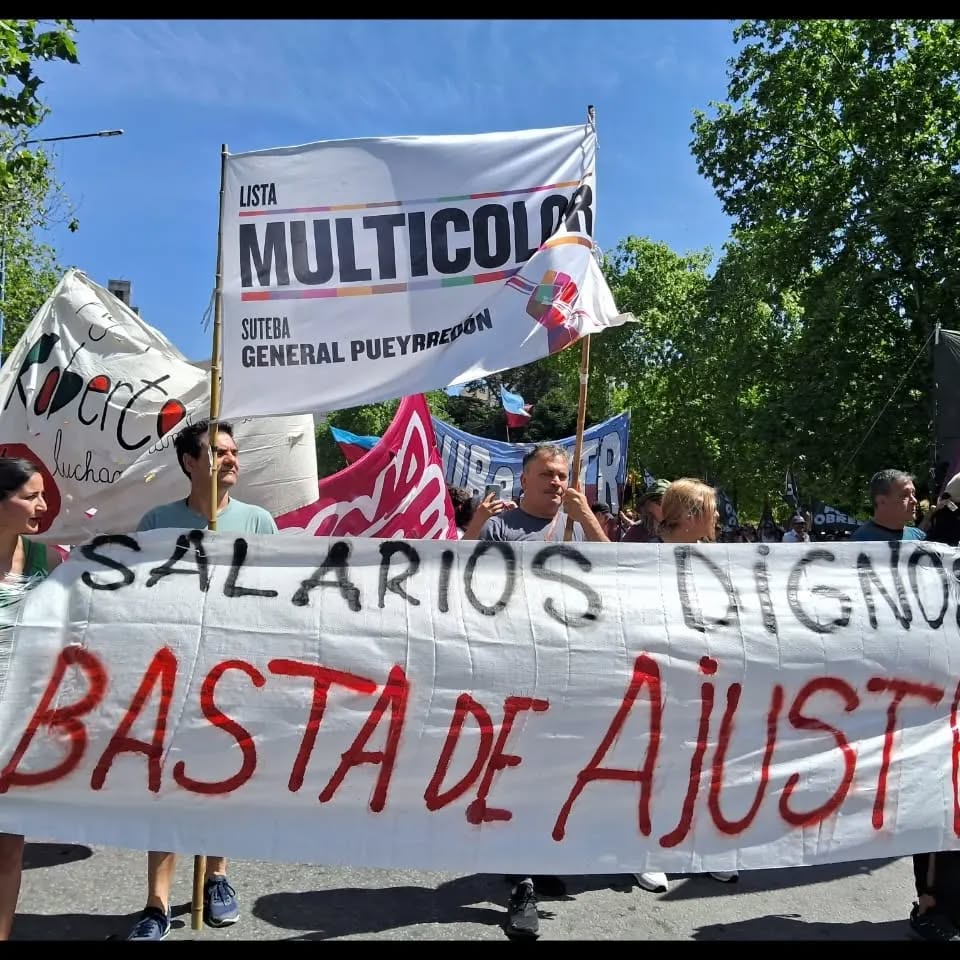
top-left (127, 906), bottom-right (171, 941)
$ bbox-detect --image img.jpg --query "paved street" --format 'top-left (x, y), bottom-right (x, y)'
top-left (13, 844), bottom-right (916, 940)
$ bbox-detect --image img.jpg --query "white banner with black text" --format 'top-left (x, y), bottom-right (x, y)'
top-left (0, 536), bottom-right (956, 874)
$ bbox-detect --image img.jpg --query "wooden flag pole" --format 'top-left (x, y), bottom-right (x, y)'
top-left (191, 142), bottom-right (229, 933)
top-left (564, 105), bottom-right (596, 543)
top-left (206, 146), bottom-right (227, 538)
top-left (564, 334), bottom-right (591, 541)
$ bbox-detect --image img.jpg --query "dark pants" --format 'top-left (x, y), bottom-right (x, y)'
top-left (915, 853), bottom-right (935, 898)
top-left (915, 852), bottom-right (960, 905)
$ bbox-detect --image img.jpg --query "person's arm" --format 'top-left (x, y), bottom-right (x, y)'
top-left (44, 545), bottom-right (63, 572)
top-left (561, 488), bottom-right (609, 542)
top-left (461, 491), bottom-right (515, 541)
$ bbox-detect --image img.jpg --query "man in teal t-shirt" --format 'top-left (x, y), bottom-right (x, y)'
top-left (138, 492), bottom-right (277, 534)
top-left (127, 419), bottom-right (276, 941)
top-left (849, 469), bottom-right (952, 941)
top-left (850, 468), bottom-right (926, 543)
top-left (137, 421), bottom-right (277, 536)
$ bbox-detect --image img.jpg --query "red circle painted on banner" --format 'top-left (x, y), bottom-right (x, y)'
top-left (157, 399), bottom-right (187, 439)
top-left (699, 656), bottom-right (718, 676)
top-left (0, 442), bottom-right (62, 534)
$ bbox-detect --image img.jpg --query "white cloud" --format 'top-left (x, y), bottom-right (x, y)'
top-left (67, 20), bottom-right (322, 124)
top-left (44, 19), bottom-right (731, 135)
top-left (57, 20), bottom-right (502, 128)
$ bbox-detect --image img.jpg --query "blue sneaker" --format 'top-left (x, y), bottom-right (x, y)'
top-left (204, 875), bottom-right (240, 927)
top-left (127, 906), bottom-right (171, 940)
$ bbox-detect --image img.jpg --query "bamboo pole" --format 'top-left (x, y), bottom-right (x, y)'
top-left (563, 105), bottom-right (596, 542)
top-left (564, 334), bottom-right (591, 541)
top-left (191, 142), bottom-right (229, 933)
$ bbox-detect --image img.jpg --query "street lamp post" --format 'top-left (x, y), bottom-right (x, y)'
top-left (0, 128), bottom-right (124, 361)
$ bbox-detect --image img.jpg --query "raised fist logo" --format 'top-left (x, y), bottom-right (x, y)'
top-left (526, 270), bottom-right (581, 354)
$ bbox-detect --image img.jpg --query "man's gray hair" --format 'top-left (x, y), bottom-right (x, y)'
top-left (522, 443), bottom-right (569, 471)
top-left (869, 468), bottom-right (913, 505)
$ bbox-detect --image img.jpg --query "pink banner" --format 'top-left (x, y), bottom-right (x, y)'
top-left (276, 395), bottom-right (458, 540)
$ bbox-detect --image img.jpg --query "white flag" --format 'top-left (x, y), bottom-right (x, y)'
top-left (220, 122), bottom-right (632, 418)
top-left (0, 269), bottom-right (318, 544)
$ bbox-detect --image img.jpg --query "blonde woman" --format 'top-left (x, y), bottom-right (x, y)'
top-left (634, 479), bottom-right (738, 893)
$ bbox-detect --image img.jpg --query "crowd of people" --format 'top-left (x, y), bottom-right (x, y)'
top-left (1, 428), bottom-right (959, 940)
top-left (449, 454), bottom-right (960, 941)
top-left (452, 476), bottom-right (861, 549)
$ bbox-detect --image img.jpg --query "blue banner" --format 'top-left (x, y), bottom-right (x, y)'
top-left (433, 411), bottom-right (631, 512)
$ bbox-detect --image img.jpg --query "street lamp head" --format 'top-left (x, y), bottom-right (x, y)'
top-left (21, 129), bottom-right (125, 147)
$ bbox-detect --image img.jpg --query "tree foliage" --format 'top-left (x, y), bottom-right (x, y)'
top-left (691, 19), bottom-right (960, 502)
top-left (312, 350), bottom-right (609, 479)
top-left (594, 235), bottom-right (802, 518)
top-left (309, 20), bottom-right (960, 519)
top-left (0, 19), bottom-right (79, 356)
top-left (0, 19), bottom-right (77, 133)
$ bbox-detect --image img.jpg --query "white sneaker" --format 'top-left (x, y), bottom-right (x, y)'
top-left (634, 871), bottom-right (668, 892)
top-left (708, 870), bottom-right (739, 883)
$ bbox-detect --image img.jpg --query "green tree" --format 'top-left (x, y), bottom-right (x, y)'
top-left (1, 19), bottom-right (80, 356)
top-left (313, 352), bottom-right (600, 477)
top-left (522, 385), bottom-right (576, 441)
top-left (314, 399), bottom-right (399, 477)
top-left (592, 233), bottom-right (811, 519)
top-left (691, 19), bottom-right (960, 501)
top-left (597, 236), bottom-right (716, 479)
top-left (480, 358), bottom-right (584, 443)
top-left (696, 231), bottom-right (804, 517)
top-left (0, 19), bottom-right (77, 135)
top-left (314, 388), bottom-right (458, 477)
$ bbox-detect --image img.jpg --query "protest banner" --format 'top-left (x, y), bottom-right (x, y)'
top-left (218, 122), bottom-right (631, 418)
top-left (276, 394), bottom-right (457, 539)
top-left (1, 535), bottom-right (958, 875)
top-left (812, 502), bottom-right (860, 535)
top-left (0, 269), bottom-right (319, 544)
top-left (715, 487), bottom-right (740, 533)
top-left (434, 411), bottom-right (630, 512)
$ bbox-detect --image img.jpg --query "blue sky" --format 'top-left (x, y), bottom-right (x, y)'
top-left (33, 18), bottom-right (738, 363)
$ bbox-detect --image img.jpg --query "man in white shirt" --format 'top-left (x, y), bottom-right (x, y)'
top-left (781, 514), bottom-right (810, 542)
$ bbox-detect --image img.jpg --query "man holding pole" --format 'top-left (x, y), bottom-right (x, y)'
top-left (466, 443), bottom-right (607, 939)
top-left (125, 419), bottom-right (277, 941)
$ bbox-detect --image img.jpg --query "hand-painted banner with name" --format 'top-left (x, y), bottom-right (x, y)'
top-left (433, 411), bottom-right (630, 513)
top-left (2, 536), bottom-right (958, 875)
top-left (219, 123), bottom-right (632, 418)
top-left (0, 269), bottom-right (319, 545)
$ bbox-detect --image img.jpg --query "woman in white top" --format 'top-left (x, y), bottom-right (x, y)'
top-left (633, 479), bottom-right (739, 894)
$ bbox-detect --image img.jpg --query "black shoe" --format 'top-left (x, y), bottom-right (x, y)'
top-left (506, 882), bottom-right (540, 939)
top-left (909, 902), bottom-right (960, 941)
